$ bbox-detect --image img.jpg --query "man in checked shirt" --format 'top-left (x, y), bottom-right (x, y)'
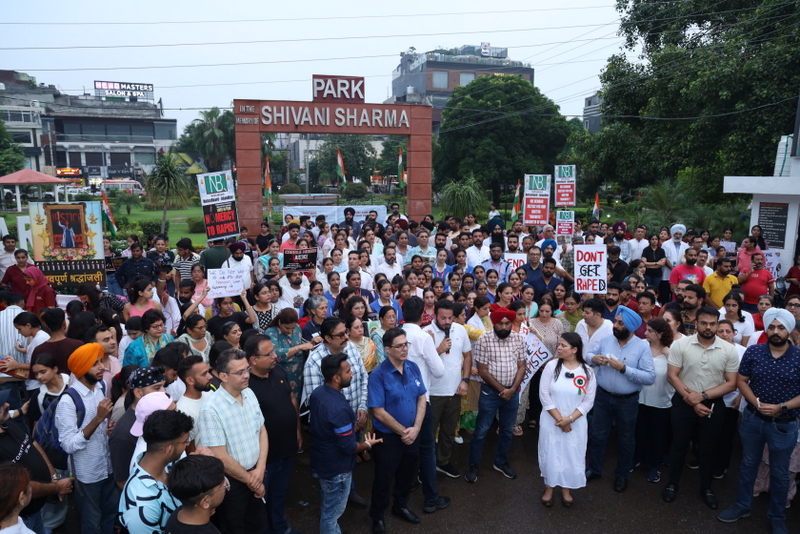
top-left (465, 307), bottom-right (527, 484)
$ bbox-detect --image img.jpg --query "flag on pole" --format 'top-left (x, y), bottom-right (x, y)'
top-left (397, 148), bottom-right (405, 187)
top-left (336, 148), bottom-right (347, 190)
top-left (264, 156), bottom-right (272, 219)
top-left (101, 191), bottom-right (117, 239)
top-left (593, 193), bottom-right (601, 219)
top-left (511, 178), bottom-right (521, 219)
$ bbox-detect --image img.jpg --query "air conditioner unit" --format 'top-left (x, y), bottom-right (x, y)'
top-left (30, 100), bottom-right (39, 107)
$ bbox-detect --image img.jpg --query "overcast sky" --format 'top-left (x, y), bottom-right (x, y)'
top-left (1, 0), bottom-right (635, 132)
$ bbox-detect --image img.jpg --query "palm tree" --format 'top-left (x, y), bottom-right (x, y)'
top-left (192, 108), bottom-right (230, 171)
top-left (147, 154), bottom-right (192, 234)
top-left (114, 193), bottom-right (142, 215)
top-left (439, 174), bottom-right (489, 219)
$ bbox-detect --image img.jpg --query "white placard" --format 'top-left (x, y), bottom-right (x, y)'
top-left (207, 268), bottom-right (250, 299)
top-left (574, 244), bottom-right (608, 294)
top-left (520, 332), bottom-right (554, 392)
top-left (281, 205), bottom-right (387, 225)
top-left (504, 253), bottom-right (527, 271)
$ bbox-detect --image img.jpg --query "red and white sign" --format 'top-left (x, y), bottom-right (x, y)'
top-left (556, 211), bottom-right (574, 238)
top-left (574, 244), bottom-right (607, 294)
top-left (312, 75), bottom-right (365, 103)
top-left (554, 165), bottom-right (576, 206)
top-left (522, 174), bottom-right (550, 227)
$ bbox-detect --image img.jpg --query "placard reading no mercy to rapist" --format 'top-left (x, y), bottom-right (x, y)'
top-left (573, 244), bottom-right (608, 294)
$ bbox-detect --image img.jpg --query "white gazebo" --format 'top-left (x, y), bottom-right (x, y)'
top-left (0, 168), bottom-right (73, 212)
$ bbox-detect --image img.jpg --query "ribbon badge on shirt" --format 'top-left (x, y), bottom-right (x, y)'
top-left (573, 376), bottom-right (587, 396)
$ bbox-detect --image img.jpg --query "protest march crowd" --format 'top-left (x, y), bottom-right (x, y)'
top-left (0, 202), bottom-right (798, 534)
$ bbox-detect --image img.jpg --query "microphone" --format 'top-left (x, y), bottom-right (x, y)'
top-left (443, 326), bottom-right (451, 354)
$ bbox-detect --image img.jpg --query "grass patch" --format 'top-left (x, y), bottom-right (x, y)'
top-left (125, 207), bottom-right (207, 244)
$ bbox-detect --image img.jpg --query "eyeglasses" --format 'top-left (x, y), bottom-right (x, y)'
top-left (173, 437), bottom-right (191, 446)
top-left (202, 478), bottom-right (231, 500)
top-left (150, 324), bottom-right (165, 330)
top-left (329, 331), bottom-right (348, 339)
top-left (390, 342), bottom-right (410, 349)
top-left (786, 303), bottom-right (800, 308)
top-left (226, 367), bottom-right (251, 377)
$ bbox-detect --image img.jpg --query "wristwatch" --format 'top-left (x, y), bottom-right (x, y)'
top-left (780, 402), bottom-right (788, 414)
top-left (702, 392), bottom-right (709, 401)
top-left (51, 473), bottom-right (62, 481)
top-left (461, 378), bottom-right (470, 384)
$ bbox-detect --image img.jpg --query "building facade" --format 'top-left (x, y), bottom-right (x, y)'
top-left (583, 92), bottom-right (603, 134)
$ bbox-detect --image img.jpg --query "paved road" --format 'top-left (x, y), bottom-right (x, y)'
top-left (55, 423), bottom-right (797, 533)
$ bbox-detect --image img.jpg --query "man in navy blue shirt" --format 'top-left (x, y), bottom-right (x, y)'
top-left (717, 308), bottom-right (800, 534)
top-left (310, 353), bottom-right (382, 534)
top-left (368, 328), bottom-right (427, 534)
top-left (531, 258), bottom-right (563, 300)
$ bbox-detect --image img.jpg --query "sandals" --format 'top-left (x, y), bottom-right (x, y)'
top-left (541, 490), bottom-right (553, 508)
top-left (513, 425), bottom-right (524, 437)
top-left (528, 420), bottom-right (538, 429)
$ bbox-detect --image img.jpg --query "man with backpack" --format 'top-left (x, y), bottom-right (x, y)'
top-left (55, 343), bottom-right (117, 534)
top-left (0, 388), bottom-right (74, 534)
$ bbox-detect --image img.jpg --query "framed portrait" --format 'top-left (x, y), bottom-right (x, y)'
top-left (28, 202), bottom-right (103, 261)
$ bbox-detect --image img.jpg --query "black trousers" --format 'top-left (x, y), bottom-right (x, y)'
top-left (634, 404), bottom-right (671, 470)
top-left (714, 406), bottom-right (740, 474)
top-left (212, 475), bottom-right (265, 534)
top-left (667, 395), bottom-right (725, 492)
top-left (370, 430), bottom-right (420, 521)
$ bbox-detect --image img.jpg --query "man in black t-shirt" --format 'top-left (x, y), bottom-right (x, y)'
top-left (0, 389), bottom-right (73, 531)
top-left (165, 455), bottom-right (226, 534)
top-left (245, 335), bottom-right (301, 534)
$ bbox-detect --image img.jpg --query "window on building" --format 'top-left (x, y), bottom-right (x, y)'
top-left (432, 71), bottom-right (448, 89)
top-left (63, 123), bottom-right (81, 140)
top-left (55, 150), bottom-right (67, 168)
top-left (106, 123), bottom-right (131, 140)
top-left (459, 72), bottom-right (476, 86)
top-left (82, 123), bottom-right (105, 141)
top-left (109, 153), bottom-right (131, 166)
top-left (131, 124), bottom-right (153, 142)
top-left (154, 121), bottom-right (176, 140)
top-left (68, 152), bottom-right (82, 167)
top-left (85, 152), bottom-right (104, 166)
top-left (133, 151), bottom-right (155, 165)
top-left (9, 131), bottom-right (31, 144)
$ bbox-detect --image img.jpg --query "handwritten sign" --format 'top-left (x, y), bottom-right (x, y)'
top-left (574, 244), bottom-right (607, 294)
top-left (283, 248), bottom-right (318, 271)
top-left (504, 253), bottom-right (527, 271)
top-left (520, 332), bottom-right (554, 392)
top-left (206, 267), bottom-right (250, 298)
top-left (763, 250), bottom-right (781, 278)
top-left (554, 165), bottom-right (576, 206)
top-left (522, 174), bottom-right (551, 227)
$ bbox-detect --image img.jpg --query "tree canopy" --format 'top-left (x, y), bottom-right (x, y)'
top-left (312, 134), bottom-right (376, 186)
top-left (0, 119), bottom-right (25, 177)
top-left (433, 75), bottom-right (570, 203)
top-left (176, 108), bottom-right (235, 172)
top-left (571, 0), bottom-right (800, 196)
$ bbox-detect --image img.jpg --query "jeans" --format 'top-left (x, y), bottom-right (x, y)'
top-left (644, 274), bottom-right (661, 288)
top-left (419, 402), bottom-right (439, 502)
top-left (732, 408), bottom-right (798, 521)
top-left (468, 384), bottom-right (519, 467)
top-left (317, 471), bottom-right (352, 534)
top-left (264, 457), bottom-right (293, 534)
top-left (74, 477), bottom-right (117, 534)
top-left (667, 395), bottom-right (724, 492)
top-left (22, 510), bottom-right (45, 534)
top-left (430, 394), bottom-right (461, 466)
top-left (105, 277), bottom-right (123, 296)
top-left (587, 389), bottom-right (639, 479)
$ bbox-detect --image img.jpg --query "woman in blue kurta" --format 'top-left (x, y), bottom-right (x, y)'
top-left (264, 308), bottom-right (315, 396)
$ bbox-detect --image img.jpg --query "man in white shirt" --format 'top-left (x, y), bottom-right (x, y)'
top-left (575, 299), bottom-right (614, 355)
top-left (424, 300), bottom-right (471, 480)
top-left (175, 355), bottom-right (213, 449)
top-left (278, 271), bottom-right (309, 313)
top-left (0, 235), bottom-right (32, 282)
top-left (402, 297), bottom-right (450, 513)
top-left (466, 230), bottom-right (490, 268)
top-left (628, 225), bottom-right (649, 262)
top-left (222, 242), bottom-right (254, 289)
top-left (374, 245), bottom-right (403, 282)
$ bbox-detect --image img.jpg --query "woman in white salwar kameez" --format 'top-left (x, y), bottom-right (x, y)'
top-left (538, 332), bottom-right (596, 507)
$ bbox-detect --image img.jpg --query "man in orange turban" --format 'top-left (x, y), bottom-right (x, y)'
top-left (68, 343), bottom-right (105, 380)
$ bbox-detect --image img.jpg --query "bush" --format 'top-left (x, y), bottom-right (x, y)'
top-left (186, 217), bottom-right (206, 234)
top-left (279, 183), bottom-right (302, 195)
top-left (114, 216), bottom-right (129, 227)
top-left (190, 196), bottom-right (201, 207)
top-left (343, 182), bottom-right (368, 200)
top-left (309, 184), bottom-right (325, 194)
top-left (139, 220), bottom-right (169, 237)
top-left (73, 193), bottom-right (99, 201)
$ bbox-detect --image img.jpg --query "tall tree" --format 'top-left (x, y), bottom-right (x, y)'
top-left (433, 75), bottom-right (570, 204)
top-left (378, 136), bottom-right (407, 180)
top-left (146, 154), bottom-right (192, 233)
top-left (315, 134), bottom-right (376, 185)
top-left (0, 120), bottom-right (25, 177)
top-left (188, 108), bottom-right (235, 172)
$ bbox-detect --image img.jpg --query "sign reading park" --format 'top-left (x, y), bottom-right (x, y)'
top-left (554, 165), bottom-right (576, 206)
top-left (196, 171), bottom-right (240, 241)
top-left (574, 244), bottom-right (607, 294)
top-left (522, 174), bottom-right (551, 227)
top-left (312, 75), bottom-right (365, 104)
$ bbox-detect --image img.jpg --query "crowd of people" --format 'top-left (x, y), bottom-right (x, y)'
top-left (0, 203), bottom-right (798, 534)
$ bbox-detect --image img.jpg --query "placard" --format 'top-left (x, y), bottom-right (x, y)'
top-left (197, 171), bottom-right (240, 241)
top-left (574, 244), bottom-right (607, 294)
top-left (762, 250), bottom-right (781, 278)
top-left (36, 260), bottom-right (106, 294)
top-left (206, 267), bottom-right (250, 298)
top-left (757, 202), bottom-right (788, 249)
top-left (283, 248), bottom-right (318, 271)
top-left (520, 332), bottom-right (554, 392)
top-left (555, 210), bottom-right (574, 242)
top-left (522, 174), bottom-right (550, 227)
top-left (28, 202), bottom-right (104, 262)
top-left (554, 165), bottom-right (576, 206)
top-left (281, 205), bottom-right (388, 225)
top-left (504, 253), bottom-right (527, 271)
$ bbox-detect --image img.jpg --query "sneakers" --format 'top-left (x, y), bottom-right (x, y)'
top-left (423, 496), bottom-right (451, 513)
top-left (465, 464), bottom-right (478, 483)
top-left (713, 469), bottom-right (727, 480)
top-left (493, 462), bottom-right (517, 479)
top-left (454, 435), bottom-right (464, 444)
top-left (436, 463), bottom-right (460, 478)
top-left (717, 506), bottom-right (751, 523)
top-left (647, 468), bottom-right (661, 483)
top-left (686, 459), bottom-right (699, 470)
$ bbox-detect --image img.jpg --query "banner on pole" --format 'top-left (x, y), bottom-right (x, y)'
top-left (197, 171), bottom-right (240, 241)
top-left (283, 248), bottom-right (318, 271)
top-left (554, 165), bottom-right (576, 206)
top-left (574, 244), bottom-right (608, 294)
top-left (522, 174), bottom-right (551, 227)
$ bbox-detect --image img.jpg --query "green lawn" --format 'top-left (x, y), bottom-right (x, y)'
top-left (123, 206), bottom-right (207, 245)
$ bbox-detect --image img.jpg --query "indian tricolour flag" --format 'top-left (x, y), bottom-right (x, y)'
top-left (101, 191), bottom-right (117, 239)
top-left (397, 147), bottom-right (405, 187)
top-left (593, 193), bottom-right (601, 219)
top-left (336, 148), bottom-right (347, 190)
top-left (511, 178), bottom-right (521, 219)
top-left (264, 156), bottom-right (272, 218)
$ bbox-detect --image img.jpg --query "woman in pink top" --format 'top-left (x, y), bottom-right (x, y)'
top-left (190, 263), bottom-right (213, 308)
top-left (123, 278), bottom-right (162, 320)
